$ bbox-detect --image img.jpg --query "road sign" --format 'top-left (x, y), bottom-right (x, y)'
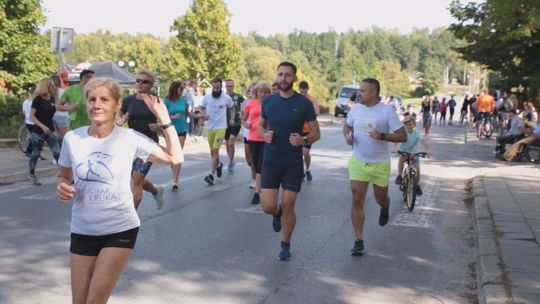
top-left (50, 27), bottom-right (74, 53)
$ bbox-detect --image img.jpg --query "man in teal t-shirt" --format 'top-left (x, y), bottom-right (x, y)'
top-left (62, 69), bottom-right (94, 129)
top-left (224, 79), bottom-right (245, 172)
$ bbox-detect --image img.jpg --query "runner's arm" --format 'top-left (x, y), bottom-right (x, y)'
top-left (56, 166), bottom-right (75, 203)
top-left (304, 120), bottom-right (321, 145)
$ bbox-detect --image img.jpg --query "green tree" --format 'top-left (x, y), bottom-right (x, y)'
top-left (0, 0), bottom-right (55, 93)
top-left (380, 60), bottom-right (410, 97)
top-left (449, 0), bottom-right (540, 100)
top-left (171, 0), bottom-right (242, 80)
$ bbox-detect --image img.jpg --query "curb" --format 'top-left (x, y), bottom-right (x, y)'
top-left (472, 176), bottom-right (513, 304)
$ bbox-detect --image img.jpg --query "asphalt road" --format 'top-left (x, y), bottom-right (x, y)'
top-left (0, 120), bottom-right (479, 304)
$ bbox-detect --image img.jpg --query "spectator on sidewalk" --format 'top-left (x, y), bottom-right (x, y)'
top-left (62, 69), bottom-right (95, 129)
top-left (494, 109), bottom-right (525, 157)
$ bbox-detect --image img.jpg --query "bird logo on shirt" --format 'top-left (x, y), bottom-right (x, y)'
top-left (75, 152), bottom-right (114, 184)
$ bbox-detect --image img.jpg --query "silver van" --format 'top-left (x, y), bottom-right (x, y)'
top-left (334, 84), bottom-right (359, 117)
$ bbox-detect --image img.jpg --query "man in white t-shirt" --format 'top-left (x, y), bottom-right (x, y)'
top-left (200, 77), bottom-right (234, 185)
top-left (343, 78), bottom-right (407, 256)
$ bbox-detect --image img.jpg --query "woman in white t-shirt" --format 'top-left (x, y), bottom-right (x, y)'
top-left (56, 77), bottom-right (183, 304)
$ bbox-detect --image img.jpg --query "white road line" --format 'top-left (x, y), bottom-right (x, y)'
top-left (235, 204), bottom-right (265, 214)
top-left (19, 193), bottom-right (57, 200)
top-left (390, 178), bottom-right (439, 229)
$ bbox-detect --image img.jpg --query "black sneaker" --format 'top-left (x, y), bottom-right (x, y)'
top-left (272, 206), bottom-right (282, 232)
top-left (278, 241), bottom-right (291, 260)
top-left (379, 207), bottom-right (389, 226)
top-left (415, 185), bottom-right (423, 196)
top-left (351, 239), bottom-right (365, 256)
top-left (251, 192), bottom-right (260, 205)
top-left (204, 174), bottom-right (214, 186)
top-left (216, 162), bottom-right (223, 178)
top-left (395, 175), bottom-right (403, 185)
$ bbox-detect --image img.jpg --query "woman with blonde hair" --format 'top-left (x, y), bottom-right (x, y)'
top-left (28, 77), bottom-right (61, 185)
top-left (56, 77), bottom-right (182, 304)
top-left (242, 82), bottom-right (271, 204)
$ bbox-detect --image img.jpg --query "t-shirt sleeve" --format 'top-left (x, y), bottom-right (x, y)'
top-left (31, 97), bottom-right (39, 110)
top-left (388, 108), bottom-right (404, 132)
top-left (132, 130), bottom-right (160, 162)
top-left (226, 95), bottom-right (234, 108)
top-left (305, 99), bottom-right (316, 122)
top-left (261, 99), bottom-right (268, 119)
top-left (58, 132), bottom-right (72, 168)
top-left (120, 97), bottom-right (130, 114)
top-left (243, 100), bottom-right (252, 115)
top-left (346, 105), bottom-right (356, 127)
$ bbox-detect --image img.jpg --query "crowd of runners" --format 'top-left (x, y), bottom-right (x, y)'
top-left (19, 59), bottom-right (539, 303)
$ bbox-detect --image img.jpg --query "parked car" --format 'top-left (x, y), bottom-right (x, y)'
top-left (335, 84), bottom-right (359, 117)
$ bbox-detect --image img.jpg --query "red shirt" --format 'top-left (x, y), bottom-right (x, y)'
top-left (243, 99), bottom-right (264, 141)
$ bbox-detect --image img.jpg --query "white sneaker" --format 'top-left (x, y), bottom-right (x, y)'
top-left (249, 180), bottom-right (256, 189)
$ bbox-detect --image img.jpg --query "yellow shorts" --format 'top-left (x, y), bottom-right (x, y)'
top-left (348, 156), bottom-right (390, 187)
top-left (207, 129), bottom-right (226, 150)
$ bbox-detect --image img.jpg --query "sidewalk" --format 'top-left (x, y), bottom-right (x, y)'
top-left (465, 127), bottom-right (540, 303)
top-left (0, 115), bottom-right (340, 185)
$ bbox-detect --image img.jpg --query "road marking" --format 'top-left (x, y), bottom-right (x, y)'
top-left (235, 204), bottom-right (265, 214)
top-left (390, 178), bottom-right (439, 229)
top-left (19, 194), bottom-right (57, 200)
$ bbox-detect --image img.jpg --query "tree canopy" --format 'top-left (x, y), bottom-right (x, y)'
top-left (170, 0), bottom-right (242, 81)
top-left (0, 0), bottom-right (55, 94)
top-left (449, 0), bottom-right (540, 101)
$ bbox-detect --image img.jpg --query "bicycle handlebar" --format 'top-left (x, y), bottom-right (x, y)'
top-left (397, 151), bottom-right (427, 158)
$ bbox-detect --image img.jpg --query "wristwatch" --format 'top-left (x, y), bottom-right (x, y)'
top-left (161, 122), bottom-right (173, 130)
top-left (303, 136), bottom-right (308, 145)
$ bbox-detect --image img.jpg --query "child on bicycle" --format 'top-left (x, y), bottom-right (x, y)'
top-left (394, 113), bottom-right (433, 195)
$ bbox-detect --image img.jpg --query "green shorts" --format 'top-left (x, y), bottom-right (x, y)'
top-left (207, 129), bottom-right (226, 150)
top-left (348, 156), bottom-right (391, 187)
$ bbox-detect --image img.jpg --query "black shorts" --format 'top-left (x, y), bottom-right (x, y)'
top-left (261, 160), bottom-right (304, 192)
top-left (70, 227), bottom-right (139, 256)
top-left (243, 137), bottom-right (248, 144)
top-left (248, 140), bottom-right (265, 173)
top-left (301, 132), bottom-right (312, 149)
top-left (132, 158), bottom-right (153, 176)
top-left (225, 125), bottom-right (241, 140)
top-left (177, 131), bottom-right (187, 137)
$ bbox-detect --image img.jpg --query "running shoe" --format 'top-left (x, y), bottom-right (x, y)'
top-left (216, 162), bottom-right (223, 178)
top-left (351, 239), bottom-right (365, 256)
top-left (394, 175), bottom-right (403, 185)
top-left (39, 155), bottom-right (47, 161)
top-left (204, 174), bottom-right (214, 186)
top-left (152, 186), bottom-right (165, 210)
top-left (249, 180), bottom-right (256, 189)
top-left (172, 180), bottom-right (179, 191)
top-left (227, 162), bottom-right (235, 173)
top-left (306, 170), bottom-right (313, 181)
top-left (28, 174), bottom-right (41, 186)
top-left (251, 192), bottom-right (260, 205)
top-left (415, 185), bottom-right (423, 196)
top-left (272, 206), bottom-right (282, 232)
top-left (379, 207), bottom-right (389, 226)
top-left (278, 241), bottom-right (291, 261)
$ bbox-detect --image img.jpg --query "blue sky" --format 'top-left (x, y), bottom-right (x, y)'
top-left (41, 0), bottom-right (470, 37)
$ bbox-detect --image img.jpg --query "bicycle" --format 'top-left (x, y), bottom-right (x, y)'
top-left (476, 113), bottom-right (494, 139)
top-left (397, 151), bottom-right (427, 211)
top-left (18, 122), bottom-right (30, 155)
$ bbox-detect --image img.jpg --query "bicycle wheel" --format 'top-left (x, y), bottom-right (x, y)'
top-left (523, 140), bottom-right (540, 163)
top-left (406, 172), bottom-right (417, 211)
top-left (17, 123), bottom-right (30, 154)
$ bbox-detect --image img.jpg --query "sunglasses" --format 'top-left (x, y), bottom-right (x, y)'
top-left (136, 79), bottom-right (152, 84)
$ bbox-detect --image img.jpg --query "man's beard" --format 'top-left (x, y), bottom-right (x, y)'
top-left (278, 82), bottom-right (293, 92)
top-left (212, 90), bottom-right (222, 98)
